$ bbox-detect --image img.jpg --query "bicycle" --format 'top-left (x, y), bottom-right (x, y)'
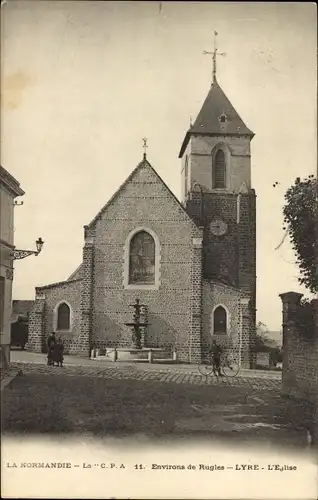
top-left (198, 352), bottom-right (240, 378)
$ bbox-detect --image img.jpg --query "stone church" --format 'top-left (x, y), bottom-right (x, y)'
top-left (28, 74), bottom-right (257, 367)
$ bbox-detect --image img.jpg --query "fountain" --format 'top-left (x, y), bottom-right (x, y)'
top-left (91, 299), bottom-right (176, 363)
top-left (124, 298), bottom-right (149, 349)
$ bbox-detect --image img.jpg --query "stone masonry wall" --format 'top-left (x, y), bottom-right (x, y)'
top-left (186, 191), bottom-right (256, 292)
top-left (182, 133), bottom-right (256, 360)
top-left (27, 297), bottom-right (45, 352)
top-left (185, 191), bottom-right (256, 368)
top-left (79, 239), bottom-right (94, 356)
top-left (280, 292), bottom-right (318, 404)
top-left (89, 162), bottom-right (203, 363)
top-left (181, 135), bottom-right (251, 196)
top-left (28, 279), bottom-right (82, 354)
top-left (202, 281), bottom-right (251, 367)
top-left (189, 229), bottom-right (203, 363)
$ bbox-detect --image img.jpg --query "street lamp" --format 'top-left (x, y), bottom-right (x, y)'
top-left (13, 237), bottom-right (44, 260)
top-left (35, 237), bottom-right (44, 253)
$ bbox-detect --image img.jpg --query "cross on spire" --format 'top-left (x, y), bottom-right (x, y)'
top-left (142, 137), bottom-right (148, 159)
top-left (203, 31), bottom-right (226, 85)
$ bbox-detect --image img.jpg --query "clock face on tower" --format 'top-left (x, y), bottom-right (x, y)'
top-left (209, 218), bottom-right (228, 236)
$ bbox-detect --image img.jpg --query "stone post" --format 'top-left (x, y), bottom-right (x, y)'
top-left (280, 291), bottom-right (303, 325)
top-left (279, 291), bottom-right (303, 394)
top-left (239, 297), bottom-right (252, 368)
top-left (237, 191), bottom-right (257, 369)
top-left (27, 292), bottom-right (46, 352)
top-left (189, 228), bottom-right (204, 363)
top-left (79, 227), bottom-right (95, 357)
top-left (112, 348), bottom-right (117, 362)
top-left (148, 349), bottom-right (153, 364)
top-left (140, 304), bottom-right (148, 348)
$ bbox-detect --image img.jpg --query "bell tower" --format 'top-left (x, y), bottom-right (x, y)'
top-left (180, 32), bottom-right (254, 202)
top-left (179, 41), bottom-right (257, 367)
top-left (180, 80), bottom-right (254, 202)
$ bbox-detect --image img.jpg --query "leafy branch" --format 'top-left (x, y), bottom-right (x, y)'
top-left (282, 175), bottom-right (317, 293)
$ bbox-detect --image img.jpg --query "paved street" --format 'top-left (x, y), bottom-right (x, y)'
top-left (2, 349), bottom-right (314, 452)
top-left (9, 360), bottom-right (281, 391)
top-left (9, 349), bottom-right (282, 383)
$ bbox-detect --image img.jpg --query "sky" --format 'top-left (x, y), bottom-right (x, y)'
top-left (1, 1), bottom-right (317, 330)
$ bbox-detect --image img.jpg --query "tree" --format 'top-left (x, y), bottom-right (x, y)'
top-left (255, 322), bottom-right (276, 351)
top-left (255, 322), bottom-right (283, 367)
top-left (282, 175), bottom-right (317, 293)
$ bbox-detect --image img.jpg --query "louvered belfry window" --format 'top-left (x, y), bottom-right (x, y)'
top-left (213, 150), bottom-right (226, 188)
top-left (57, 303), bottom-right (70, 330)
top-left (129, 231), bottom-right (155, 284)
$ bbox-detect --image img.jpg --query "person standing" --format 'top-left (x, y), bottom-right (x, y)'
top-left (53, 337), bottom-right (64, 367)
top-left (47, 331), bottom-right (56, 366)
top-left (210, 340), bottom-right (223, 377)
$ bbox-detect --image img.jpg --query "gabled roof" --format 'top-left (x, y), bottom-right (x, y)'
top-left (11, 300), bottom-right (35, 323)
top-left (68, 264), bottom-right (83, 281)
top-left (12, 300), bottom-right (35, 314)
top-left (36, 278), bottom-right (82, 291)
top-left (179, 80), bottom-right (254, 158)
top-left (0, 165), bottom-right (25, 197)
top-left (87, 156), bottom-right (199, 230)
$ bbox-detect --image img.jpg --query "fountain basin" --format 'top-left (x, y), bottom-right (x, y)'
top-left (116, 347), bottom-right (168, 361)
top-left (92, 346), bottom-right (175, 363)
top-left (124, 322), bottom-right (150, 328)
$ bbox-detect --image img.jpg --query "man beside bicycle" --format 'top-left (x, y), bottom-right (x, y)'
top-left (209, 340), bottom-right (224, 377)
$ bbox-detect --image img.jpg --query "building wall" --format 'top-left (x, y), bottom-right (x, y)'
top-left (184, 182), bottom-right (256, 368)
top-left (0, 187), bottom-right (14, 245)
top-left (185, 188), bottom-right (256, 290)
top-left (11, 300), bottom-right (35, 322)
top-left (0, 264), bottom-right (13, 368)
top-left (280, 293), bottom-right (318, 404)
top-left (180, 132), bottom-right (256, 368)
top-left (88, 163), bottom-right (203, 363)
top-left (28, 279), bottom-right (82, 355)
top-left (0, 183), bottom-right (16, 368)
top-left (28, 162), bottom-right (255, 365)
top-left (181, 135), bottom-right (251, 198)
top-left (202, 280), bottom-right (251, 367)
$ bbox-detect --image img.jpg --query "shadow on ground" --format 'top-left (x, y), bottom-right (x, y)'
top-left (1, 371), bottom-right (315, 451)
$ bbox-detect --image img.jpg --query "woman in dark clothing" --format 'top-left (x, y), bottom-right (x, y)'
top-left (53, 338), bottom-right (64, 367)
top-left (47, 332), bottom-right (56, 366)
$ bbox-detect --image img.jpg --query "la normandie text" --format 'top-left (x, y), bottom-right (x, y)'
top-left (6, 462), bottom-right (298, 472)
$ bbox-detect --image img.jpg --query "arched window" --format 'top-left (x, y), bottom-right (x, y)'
top-left (213, 305), bottom-right (227, 334)
top-left (57, 302), bottom-right (70, 330)
top-left (129, 231), bottom-right (155, 285)
top-left (213, 149), bottom-right (226, 189)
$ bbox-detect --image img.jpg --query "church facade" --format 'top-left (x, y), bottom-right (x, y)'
top-left (28, 76), bottom-right (257, 367)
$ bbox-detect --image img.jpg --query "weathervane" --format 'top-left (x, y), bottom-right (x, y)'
top-left (142, 137), bottom-right (148, 159)
top-left (203, 31), bottom-right (226, 85)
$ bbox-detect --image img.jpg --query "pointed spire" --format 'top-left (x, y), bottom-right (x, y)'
top-left (179, 33), bottom-right (254, 158)
top-left (179, 81), bottom-right (254, 158)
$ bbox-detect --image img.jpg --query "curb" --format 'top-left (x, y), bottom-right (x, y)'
top-left (1, 368), bottom-right (23, 392)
